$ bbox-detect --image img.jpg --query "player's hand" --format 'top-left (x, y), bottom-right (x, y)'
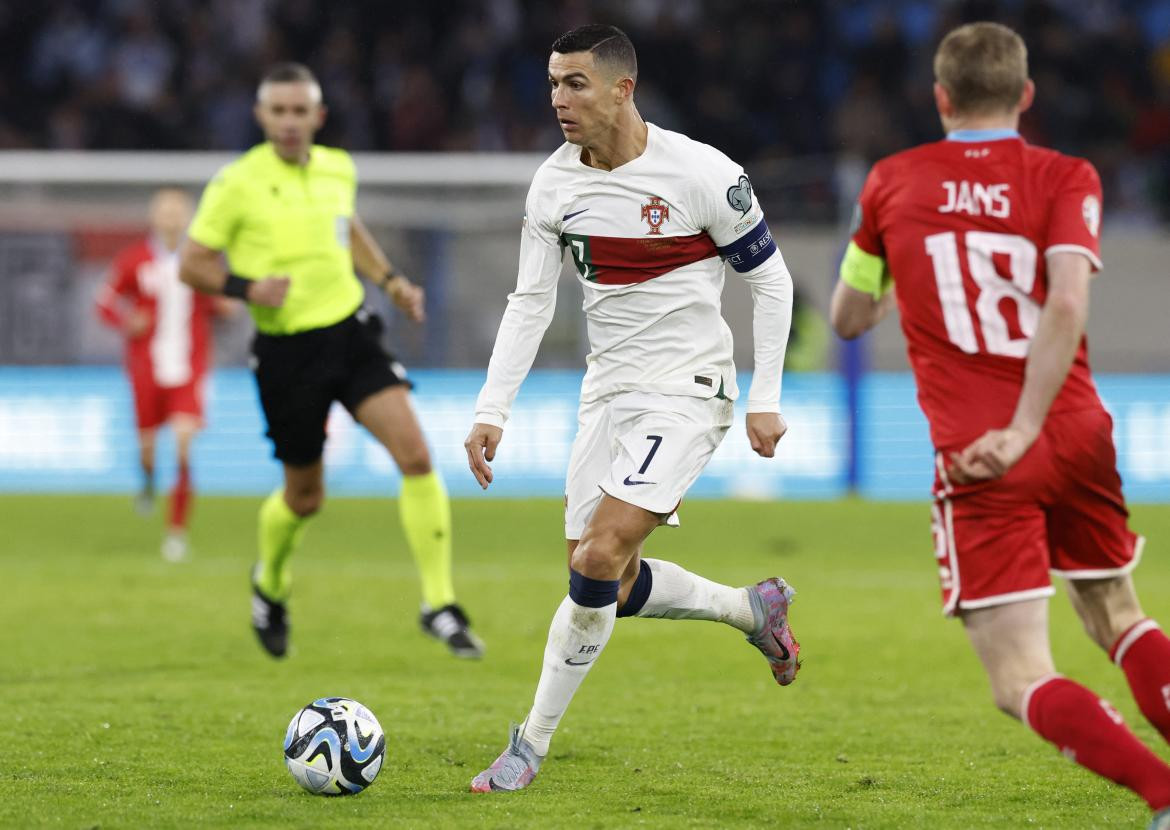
top-left (124, 308), bottom-right (152, 338)
top-left (247, 276), bottom-right (291, 308)
top-left (464, 423), bottom-right (503, 489)
top-left (386, 276), bottom-right (426, 323)
top-left (947, 425), bottom-right (1037, 485)
top-left (746, 412), bottom-right (788, 458)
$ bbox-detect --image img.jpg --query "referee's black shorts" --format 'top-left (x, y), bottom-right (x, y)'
top-left (250, 308), bottom-right (411, 465)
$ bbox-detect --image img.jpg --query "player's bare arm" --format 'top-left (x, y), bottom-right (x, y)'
top-left (349, 214), bottom-right (425, 322)
top-left (463, 423), bottom-right (503, 489)
top-left (830, 279), bottom-right (896, 339)
top-left (178, 238), bottom-right (290, 308)
top-left (949, 251), bottom-right (1091, 483)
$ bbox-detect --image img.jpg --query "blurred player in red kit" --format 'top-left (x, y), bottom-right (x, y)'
top-left (96, 188), bottom-right (218, 562)
top-left (830, 22), bottom-right (1170, 827)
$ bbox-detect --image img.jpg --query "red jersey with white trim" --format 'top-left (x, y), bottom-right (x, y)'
top-left (851, 135), bottom-right (1105, 449)
top-left (475, 124), bottom-right (793, 426)
top-left (96, 239), bottom-right (215, 388)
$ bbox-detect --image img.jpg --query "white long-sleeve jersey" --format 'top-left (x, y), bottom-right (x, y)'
top-left (474, 123), bottom-right (794, 428)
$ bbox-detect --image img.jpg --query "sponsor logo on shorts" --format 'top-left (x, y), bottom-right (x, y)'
top-left (622, 475), bottom-right (656, 486)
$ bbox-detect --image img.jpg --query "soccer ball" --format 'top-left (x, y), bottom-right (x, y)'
top-left (283, 697), bottom-right (386, 795)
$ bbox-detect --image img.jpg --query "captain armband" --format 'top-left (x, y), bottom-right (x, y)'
top-left (839, 241), bottom-right (891, 300)
top-left (716, 220), bottom-right (777, 273)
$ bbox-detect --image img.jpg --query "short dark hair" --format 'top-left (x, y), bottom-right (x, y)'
top-left (260, 62), bottom-right (319, 87)
top-left (551, 24), bottom-right (637, 82)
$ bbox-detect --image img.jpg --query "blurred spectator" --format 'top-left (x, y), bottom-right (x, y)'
top-left (0, 0), bottom-right (1167, 219)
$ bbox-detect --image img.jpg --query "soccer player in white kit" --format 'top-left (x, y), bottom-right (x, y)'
top-left (464, 24), bottom-right (800, 792)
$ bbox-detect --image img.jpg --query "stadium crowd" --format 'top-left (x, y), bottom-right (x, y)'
top-left (0, 0), bottom-right (1168, 219)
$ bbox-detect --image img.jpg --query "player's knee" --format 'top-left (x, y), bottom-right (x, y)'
top-left (1077, 615), bottom-right (1111, 652)
top-left (395, 443), bottom-right (432, 477)
top-left (570, 532), bottom-right (626, 578)
top-left (286, 487), bottom-right (324, 517)
top-left (1071, 578), bottom-right (1145, 652)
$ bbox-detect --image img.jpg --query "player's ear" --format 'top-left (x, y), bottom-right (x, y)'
top-left (615, 76), bottom-right (634, 105)
top-left (1017, 79), bottom-right (1035, 115)
top-left (315, 104), bottom-right (328, 130)
top-left (933, 82), bottom-right (954, 118)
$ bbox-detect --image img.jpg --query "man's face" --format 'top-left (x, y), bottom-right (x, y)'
top-left (548, 51), bottom-right (622, 146)
top-left (254, 81), bottom-right (326, 162)
top-left (149, 189), bottom-right (193, 242)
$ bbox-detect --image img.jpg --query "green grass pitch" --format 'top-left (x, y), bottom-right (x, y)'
top-left (3, 495), bottom-right (1167, 828)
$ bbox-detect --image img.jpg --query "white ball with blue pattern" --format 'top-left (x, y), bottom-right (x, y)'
top-left (283, 696), bottom-right (386, 795)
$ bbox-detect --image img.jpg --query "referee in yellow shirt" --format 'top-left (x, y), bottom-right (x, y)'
top-left (180, 63), bottom-right (483, 660)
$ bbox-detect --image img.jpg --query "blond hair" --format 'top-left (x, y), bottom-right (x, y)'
top-left (934, 22), bottom-right (1028, 115)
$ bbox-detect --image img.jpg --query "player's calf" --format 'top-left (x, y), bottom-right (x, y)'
top-left (1112, 619), bottom-right (1170, 744)
top-left (1024, 675), bottom-right (1170, 812)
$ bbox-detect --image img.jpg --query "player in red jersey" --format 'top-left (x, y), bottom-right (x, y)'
top-left (96, 188), bottom-right (218, 562)
top-left (831, 23), bottom-right (1170, 824)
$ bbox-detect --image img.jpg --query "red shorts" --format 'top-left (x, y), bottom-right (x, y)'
top-left (931, 407), bottom-right (1142, 617)
top-left (131, 374), bottom-right (206, 430)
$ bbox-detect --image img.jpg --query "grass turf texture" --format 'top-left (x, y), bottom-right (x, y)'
top-left (2, 495), bottom-right (1167, 829)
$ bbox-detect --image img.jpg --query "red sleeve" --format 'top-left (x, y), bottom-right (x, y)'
top-left (1045, 158), bottom-right (1103, 271)
top-left (94, 247), bottom-right (138, 329)
top-left (850, 163), bottom-right (886, 258)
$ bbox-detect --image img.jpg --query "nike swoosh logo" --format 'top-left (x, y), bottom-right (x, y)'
top-left (771, 632), bottom-right (791, 661)
top-left (562, 209), bottom-right (589, 221)
top-left (622, 475), bottom-right (656, 486)
top-left (564, 658), bottom-right (594, 666)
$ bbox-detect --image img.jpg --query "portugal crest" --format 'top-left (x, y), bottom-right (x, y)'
top-left (640, 196), bottom-right (669, 235)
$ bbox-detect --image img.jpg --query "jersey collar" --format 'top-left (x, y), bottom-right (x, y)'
top-left (945, 128), bottom-right (1020, 142)
top-left (264, 141), bottom-right (313, 170)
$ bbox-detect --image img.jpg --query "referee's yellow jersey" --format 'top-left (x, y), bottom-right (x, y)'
top-left (189, 143), bottom-right (363, 335)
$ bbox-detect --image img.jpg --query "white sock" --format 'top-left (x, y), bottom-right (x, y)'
top-left (635, 558), bottom-right (757, 632)
top-left (520, 595), bottom-right (616, 756)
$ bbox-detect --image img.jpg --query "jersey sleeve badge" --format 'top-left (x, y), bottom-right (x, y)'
top-left (1082, 194), bottom-right (1101, 238)
top-left (726, 175), bottom-right (753, 215)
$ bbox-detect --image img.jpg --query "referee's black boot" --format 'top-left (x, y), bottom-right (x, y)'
top-left (250, 572), bottom-right (289, 658)
top-left (420, 604), bottom-right (485, 659)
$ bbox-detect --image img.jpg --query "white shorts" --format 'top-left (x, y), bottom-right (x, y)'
top-left (564, 390), bottom-right (734, 540)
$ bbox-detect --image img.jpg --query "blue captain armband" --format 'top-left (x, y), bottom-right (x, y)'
top-left (839, 241), bottom-right (891, 300)
top-left (717, 219), bottom-right (777, 273)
